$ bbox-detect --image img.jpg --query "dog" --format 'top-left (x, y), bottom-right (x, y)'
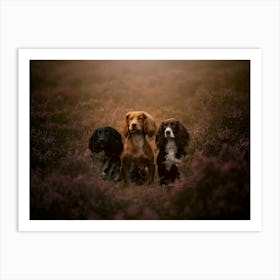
top-left (156, 118), bottom-right (189, 185)
top-left (121, 111), bottom-right (157, 186)
top-left (89, 126), bottom-right (123, 181)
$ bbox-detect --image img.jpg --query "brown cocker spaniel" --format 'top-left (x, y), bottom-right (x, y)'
top-left (121, 111), bottom-right (157, 186)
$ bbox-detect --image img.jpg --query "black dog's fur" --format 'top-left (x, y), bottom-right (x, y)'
top-left (89, 126), bottom-right (123, 181)
top-left (156, 119), bottom-right (189, 185)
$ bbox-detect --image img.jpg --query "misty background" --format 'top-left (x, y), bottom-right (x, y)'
top-left (30, 60), bottom-right (250, 220)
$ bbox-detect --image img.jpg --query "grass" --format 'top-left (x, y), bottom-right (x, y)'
top-left (30, 60), bottom-right (250, 220)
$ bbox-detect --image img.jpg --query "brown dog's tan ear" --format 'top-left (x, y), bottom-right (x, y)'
top-left (143, 112), bottom-right (156, 137)
top-left (123, 112), bottom-right (131, 137)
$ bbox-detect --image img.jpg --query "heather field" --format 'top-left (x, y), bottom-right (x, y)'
top-left (30, 60), bottom-right (250, 220)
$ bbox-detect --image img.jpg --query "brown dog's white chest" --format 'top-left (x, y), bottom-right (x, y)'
top-left (124, 134), bottom-right (146, 157)
top-left (132, 134), bottom-right (144, 149)
top-left (165, 139), bottom-right (181, 170)
top-left (165, 139), bottom-right (177, 156)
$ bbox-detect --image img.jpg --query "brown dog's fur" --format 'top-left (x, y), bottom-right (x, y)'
top-left (121, 111), bottom-right (157, 186)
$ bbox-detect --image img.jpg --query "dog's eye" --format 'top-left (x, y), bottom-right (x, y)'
top-left (138, 117), bottom-right (144, 121)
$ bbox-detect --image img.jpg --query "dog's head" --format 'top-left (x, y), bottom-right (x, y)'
top-left (124, 111), bottom-right (156, 137)
top-left (89, 126), bottom-right (123, 155)
top-left (156, 118), bottom-right (189, 149)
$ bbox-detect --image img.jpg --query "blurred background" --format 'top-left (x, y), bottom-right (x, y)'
top-left (30, 60), bottom-right (250, 220)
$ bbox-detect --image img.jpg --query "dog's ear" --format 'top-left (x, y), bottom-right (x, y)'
top-left (155, 122), bottom-right (166, 149)
top-left (111, 129), bottom-right (124, 156)
top-left (176, 122), bottom-right (190, 149)
top-left (89, 129), bottom-right (101, 153)
top-left (143, 112), bottom-right (156, 137)
top-left (123, 112), bottom-right (131, 137)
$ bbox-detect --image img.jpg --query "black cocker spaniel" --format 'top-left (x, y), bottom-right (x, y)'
top-left (89, 126), bottom-right (123, 181)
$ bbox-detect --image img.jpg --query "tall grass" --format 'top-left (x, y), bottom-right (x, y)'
top-left (30, 60), bottom-right (250, 220)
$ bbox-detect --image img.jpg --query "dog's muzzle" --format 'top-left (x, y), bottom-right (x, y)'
top-left (164, 127), bottom-right (175, 138)
top-left (129, 124), bottom-right (142, 134)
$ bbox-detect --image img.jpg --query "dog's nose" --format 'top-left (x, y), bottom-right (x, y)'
top-left (132, 123), bottom-right (137, 129)
top-left (99, 138), bottom-right (105, 143)
top-left (166, 130), bottom-right (170, 136)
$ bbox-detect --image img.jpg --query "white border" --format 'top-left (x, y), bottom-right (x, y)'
top-left (18, 49), bottom-right (262, 232)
